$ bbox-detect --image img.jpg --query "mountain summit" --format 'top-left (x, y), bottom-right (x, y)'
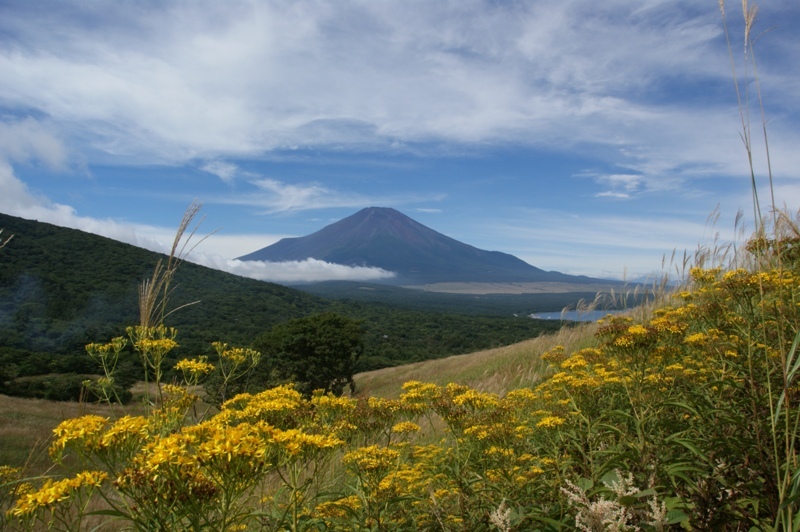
top-left (238, 207), bottom-right (595, 285)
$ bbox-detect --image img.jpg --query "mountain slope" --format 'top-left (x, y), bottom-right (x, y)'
top-left (0, 212), bottom-right (327, 357)
top-left (0, 212), bottom-right (563, 370)
top-left (239, 207), bottom-right (598, 285)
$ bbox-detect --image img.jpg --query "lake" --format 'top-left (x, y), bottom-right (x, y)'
top-left (530, 309), bottom-right (626, 322)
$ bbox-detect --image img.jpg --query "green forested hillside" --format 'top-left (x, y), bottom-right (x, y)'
top-left (0, 213), bottom-right (326, 355)
top-left (0, 213), bottom-right (564, 395)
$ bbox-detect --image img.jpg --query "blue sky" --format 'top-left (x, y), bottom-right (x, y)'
top-left (1, 1), bottom-right (799, 283)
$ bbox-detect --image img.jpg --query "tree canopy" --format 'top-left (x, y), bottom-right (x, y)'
top-left (253, 313), bottom-right (364, 396)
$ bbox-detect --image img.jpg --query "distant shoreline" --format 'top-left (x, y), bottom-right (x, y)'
top-left (530, 309), bottom-right (626, 322)
top-left (404, 281), bottom-right (626, 295)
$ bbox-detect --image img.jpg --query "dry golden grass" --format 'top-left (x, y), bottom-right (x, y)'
top-left (0, 383), bottom-right (196, 474)
top-left (0, 395), bottom-right (116, 474)
top-left (355, 319), bottom-right (601, 399)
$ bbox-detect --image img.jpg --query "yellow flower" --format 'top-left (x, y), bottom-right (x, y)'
top-left (50, 415), bottom-right (109, 457)
top-left (561, 355), bottom-right (588, 370)
top-left (175, 357), bottom-right (215, 375)
top-left (541, 345), bottom-right (566, 364)
top-left (9, 471), bottom-right (107, 517)
top-left (219, 385), bottom-right (304, 425)
top-left (400, 381), bottom-right (442, 404)
top-left (0, 465), bottom-right (21, 483)
top-left (613, 335), bottom-right (634, 348)
top-left (536, 416), bottom-right (566, 429)
top-left (311, 391), bottom-right (357, 412)
top-left (685, 332), bottom-right (707, 345)
top-left (213, 342), bottom-right (261, 366)
top-left (315, 495), bottom-right (362, 518)
top-left (690, 267), bottom-right (721, 283)
top-left (451, 389), bottom-right (499, 409)
top-left (271, 428), bottom-right (343, 458)
top-left (627, 325), bottom-right (648, 336)
top-left (343, 445), bottom-right (400, 472)
top-left (485, 446), bottom-right (515, 458)
top-left (140, 432), bottom-right (198, 476)
top-left (504, 387), bottom-right (537, 404)
top-left (392, 421), bottom-right (421, 434)
top-left (99, 415), bottom-right (149, 450)
top-left (196, 422), bottom-right (268, 464)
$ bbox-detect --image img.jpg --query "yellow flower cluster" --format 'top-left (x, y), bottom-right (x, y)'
top-left (9, 471), bottom-right (107, 517)
top-left (136, 338), bottom-right (178, 355)
top-left (175, 357), bottom-right (215, 375)
top-left (690, 267), bottom-right (722, 284)
top-left (311, 391), bottom-right (357, 412)
top-left (213, 342), bottom-right (261, 367)
top-left (343, 445), bottom-right (400, 473)
top-left (271, 428), bottom-right (343, 457)
top-left (195, 422), bottom-right (271, 463)
top-left (535, 416), bottom-right (566, 429)
top-left (99, 415), bottom-right (149, 450)
top-left (400, 381), bottom-right (442, 406)
top-left (218, 384), bottom-right (304, 426)
top-left (315, 495), bottom-right (362, 518)
top-left (392, 421), bottom-right (422, 434)
top-left (50, 415), bottom-right (109, 457)
top-left (561, 354), bottom-right (589, 370)
top-left (541, 345), bottom-right (566, 364)
top-left (0, 465), bottom-right (21, 484)
top-left (451, 388), bottom-right (499, 410)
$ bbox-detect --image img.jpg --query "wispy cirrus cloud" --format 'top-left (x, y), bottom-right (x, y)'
top-left (201, 160), bottom-right (239, 183)
top-left (205, 177), bottom-right (445, 214)
top-left (2, 0), bottom-right (796, 179)
top-left (250, 178), bottom-right (337, 213)
top-left (593, 174), bottom-right (642, 198)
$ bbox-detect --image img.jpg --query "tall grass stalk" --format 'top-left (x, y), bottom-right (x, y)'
top-left (130, 199), bottom-right (212, 409)
top-left (0, 229), bottom-right (12, 250)
top-left (137, 199), bottom-right (208, 330)
top-left (719, 1), bottom-right (797, 528)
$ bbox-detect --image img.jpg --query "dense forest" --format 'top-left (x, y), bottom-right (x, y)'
top-left (299, 280), bottom-right (615, 316)
top-left (0, 213), bottom-right (567, 399)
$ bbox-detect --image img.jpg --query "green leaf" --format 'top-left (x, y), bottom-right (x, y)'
top-left (86, 509), bottom-right (127, 517)
top-left (665, 436), bottom-right (709, 462)
top-left (666, 509), bottom-right (690, 524)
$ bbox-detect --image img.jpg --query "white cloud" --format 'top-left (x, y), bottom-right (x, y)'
top-left (218, 177), bottom-right (441, 214)
top-left (595, 191), bottom-right (631, 199)
top-left (1, 1), bottom-right (796, 182)
top-left (0, 118), bottom-right (67, 168)
top-left (592, 173), bottom-right (641, 198)
top-left (251, 178), bottom-right (334, 213)
top-left (195, 256), bottom-right (396, 284)
top-left (201, 160), bottom-right (239, 183)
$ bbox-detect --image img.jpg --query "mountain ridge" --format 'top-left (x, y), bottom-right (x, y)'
top-left (239, 207), bottom-right (602, 286)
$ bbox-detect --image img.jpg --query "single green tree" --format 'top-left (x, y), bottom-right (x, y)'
top-left (253, 312), bottom-right (363, 396)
